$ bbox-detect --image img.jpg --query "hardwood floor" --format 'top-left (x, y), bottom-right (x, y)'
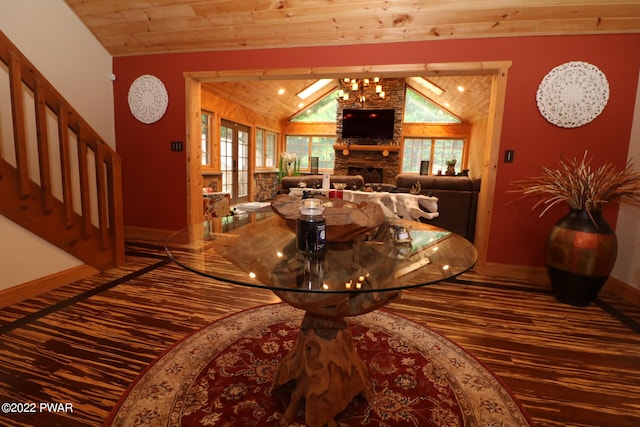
top-left (1, 244), bottom-right (639, 427)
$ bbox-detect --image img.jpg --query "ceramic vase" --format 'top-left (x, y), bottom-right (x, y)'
top-left (545, 209), bottom-right (617, 306)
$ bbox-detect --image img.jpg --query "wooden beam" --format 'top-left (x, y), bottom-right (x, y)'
top-left (473, 65), bottom-right (510, 275)
top-left (186, 62), bottom-right (513, 82)
top-left (186, 77), bottom-right (203, 228)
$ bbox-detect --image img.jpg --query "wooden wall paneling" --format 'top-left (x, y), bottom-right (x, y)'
top-left (201, 86), bottom-right (282, 130)
top-left (401, 123), bottom-right (471, 138)
top-left (185, 77), bottom-right (202, 228)
top-left (468, 116), bottom-right (488, 178)
top-left (197, 85), bottom-right (286, 213)
top-left (282, 122), bottom-right (336, 136)
top-left (474, 66), bottom-right (510, 273)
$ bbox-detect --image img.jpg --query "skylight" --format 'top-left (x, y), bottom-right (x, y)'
top-left (297, 79), bottom-right (334, 100)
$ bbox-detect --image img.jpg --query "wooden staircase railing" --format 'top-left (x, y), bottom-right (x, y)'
top-left (0, 30), bottom-right (124, 271)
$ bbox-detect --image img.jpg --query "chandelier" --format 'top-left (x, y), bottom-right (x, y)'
top-left (337, 77), bottom-right (385, 105)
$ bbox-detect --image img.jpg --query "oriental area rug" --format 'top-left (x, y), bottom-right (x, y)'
top-left (106, 304), bottom-right (533, 427)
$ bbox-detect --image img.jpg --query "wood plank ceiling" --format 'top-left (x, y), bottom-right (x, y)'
top-left (64, 0), bottom-right (640, 122)
top-left (201, 76), bottom-right (494, 124)
top-left (65, 0), bottom-right (640, 57)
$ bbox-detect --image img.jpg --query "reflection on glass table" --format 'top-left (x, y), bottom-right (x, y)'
top-left (165, 212), bottom-right (477, 427)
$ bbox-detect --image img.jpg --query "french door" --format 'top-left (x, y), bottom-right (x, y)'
top-left (220, 120), bottom-right (250, 205)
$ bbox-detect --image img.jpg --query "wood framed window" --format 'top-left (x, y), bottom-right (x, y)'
top-left (402, 137), bottom-right (467, 175)
top-left (285, 135), bottom-right (336, 171)
top-left (255, 128), bottom-right (278, 169)
top-left (200, 110), bottom-right (213, 166)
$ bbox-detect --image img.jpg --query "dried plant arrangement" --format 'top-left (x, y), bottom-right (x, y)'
top-left (511, 151), bottom-right (640, 218)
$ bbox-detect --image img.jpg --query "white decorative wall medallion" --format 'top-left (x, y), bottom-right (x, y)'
top-left (536, 61), bottom-right (609, 128)
top-left (127, 74), bottom-right (169, 124)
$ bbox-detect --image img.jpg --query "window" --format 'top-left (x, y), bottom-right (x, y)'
top-left (290, 90), bottom-right (339, 122)
top-left (255, 128), bottom-right (277, 168)
top-left (285, 135), bottom-right (336, 171)
top-left (220, 124), bottom-right (233, 192)
top-left (403, 138), bottom-right (433, 173)
top-left (403, 87), bottom-right (461, 123)
top-left (403, 137), bottom-right (466, 175)
top-left (200, 111), bottom-right (213, 166)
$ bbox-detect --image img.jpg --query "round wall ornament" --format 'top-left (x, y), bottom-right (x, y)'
top-left (536, 61), bottom-right (609, 128)
top-left (127, 74), bottom-right (169, 124)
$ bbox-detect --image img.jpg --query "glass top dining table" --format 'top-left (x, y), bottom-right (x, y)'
top-left (165, 209), bottom-right (478, 426)
top-left (165, 210), bottom-right (477, 317)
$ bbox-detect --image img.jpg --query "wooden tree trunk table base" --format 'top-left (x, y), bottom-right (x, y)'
top-left (271, 312), bottom-right (372, 427)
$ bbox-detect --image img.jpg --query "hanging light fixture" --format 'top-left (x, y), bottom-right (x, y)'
top-left (337, 77), bottom-right (385, 106)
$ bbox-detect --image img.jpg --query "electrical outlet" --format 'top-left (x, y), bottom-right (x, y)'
top-left (171, 141), bottom-right (183, 152)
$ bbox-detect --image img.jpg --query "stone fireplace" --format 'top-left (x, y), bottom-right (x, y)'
top-left (334, 148), bottom-right (400, 184)
top-left (333, 78), bottom-right (405, 185)
top-left (347, 167), bottom-right (383, 183)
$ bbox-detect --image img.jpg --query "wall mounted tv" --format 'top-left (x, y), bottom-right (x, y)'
top-left (341, 109), bottom-right (395, 141)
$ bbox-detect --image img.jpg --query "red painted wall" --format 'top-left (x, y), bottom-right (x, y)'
top-left (113, 34), bottom-right (640, 267)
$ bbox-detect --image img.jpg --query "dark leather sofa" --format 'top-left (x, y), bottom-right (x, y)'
top-left (395, 174), bottom-right (481, 241)
top-left (280, 173), bottom-right (480, 242)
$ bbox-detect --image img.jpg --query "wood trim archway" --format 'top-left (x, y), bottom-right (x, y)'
top-left (184, 61), bottom-right (512, 273)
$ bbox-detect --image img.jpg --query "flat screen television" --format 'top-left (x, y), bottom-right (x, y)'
top-left (341, 109), bottom-right (395, 140)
